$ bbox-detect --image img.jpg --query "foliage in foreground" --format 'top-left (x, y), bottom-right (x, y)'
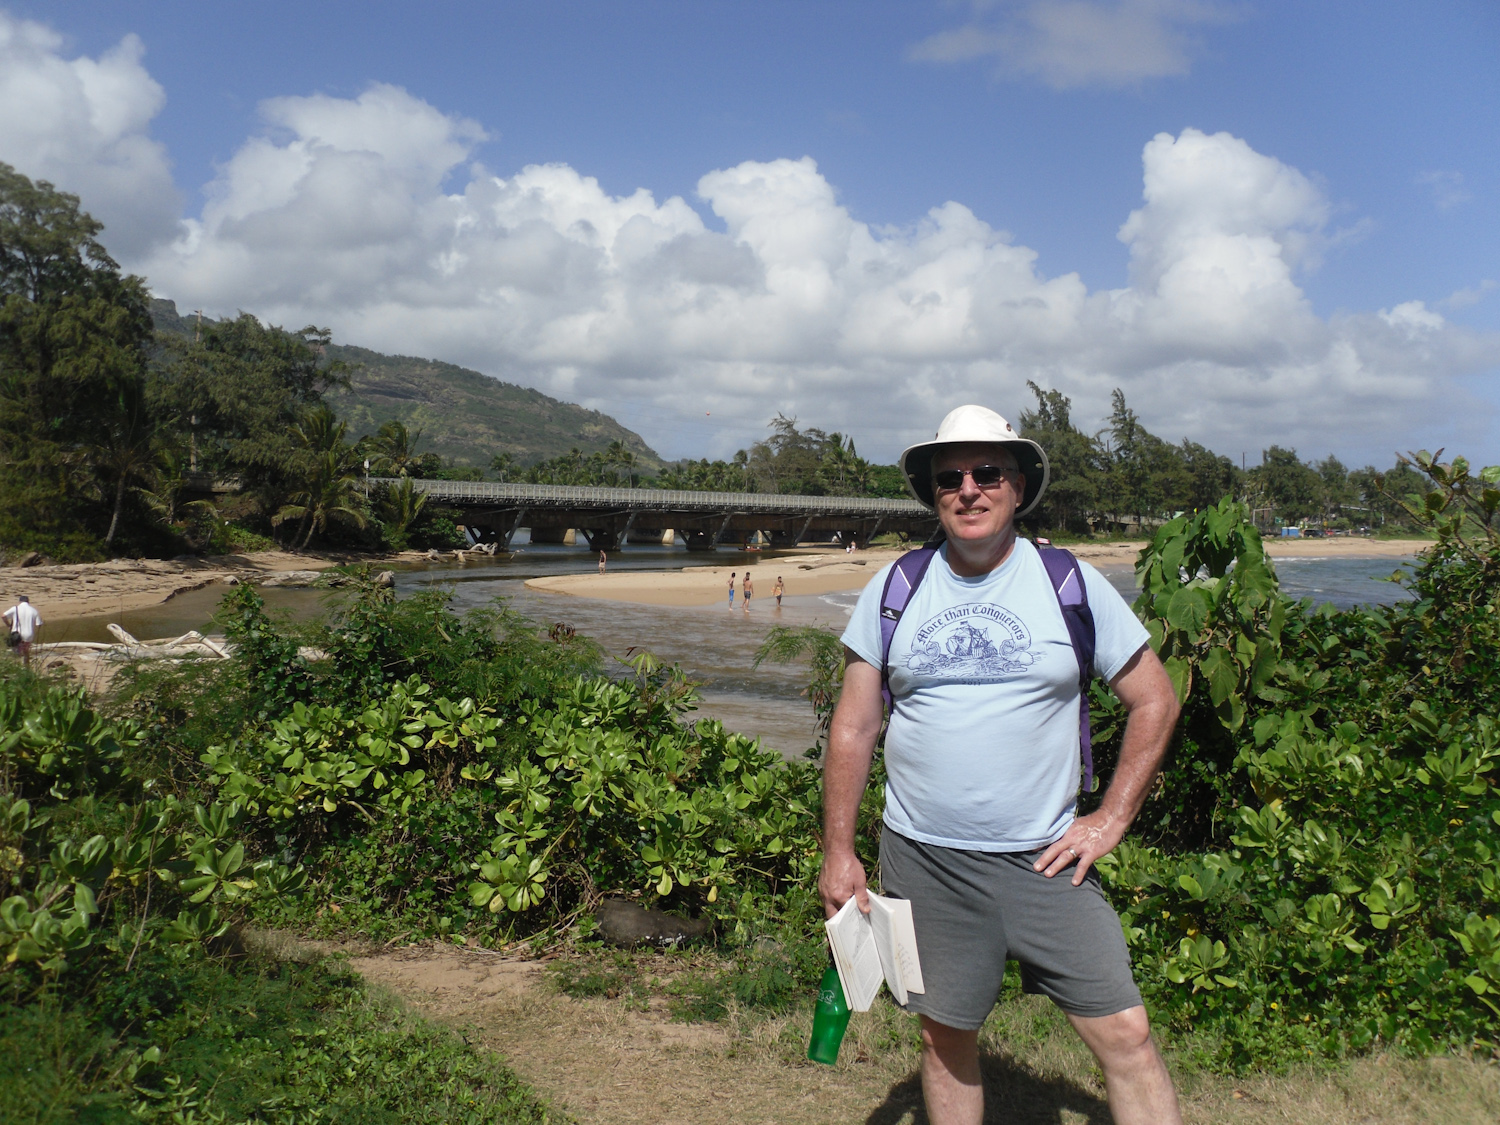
top-left (9, 450), bottom-right (1498, 1082)
top-left (0, 662), bottom-right (560, 1121)
top-left (1090, 460), bottom-right (1500, 1066)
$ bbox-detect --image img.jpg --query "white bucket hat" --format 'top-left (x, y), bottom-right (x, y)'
top-left (898, 404), bottom-right (1050, 516)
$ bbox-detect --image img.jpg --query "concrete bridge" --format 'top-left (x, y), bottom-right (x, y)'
top-left (390, 479), bottom-right (938, 551)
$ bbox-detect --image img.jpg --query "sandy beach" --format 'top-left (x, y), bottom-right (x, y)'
top-left (527, 537), bottom-right (1431, 608)
top-left (0, 550), bottom-right (417, 624)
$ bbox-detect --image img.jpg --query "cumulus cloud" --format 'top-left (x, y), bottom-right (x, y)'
top-left (135, 100), bottom-right (1496, 463)
top-left (3, 20), bottom-right (1491, 465)
top-left (909, 0), bottom-right (1240, 90)
top-left (0, 12), bottom-right (179, 256)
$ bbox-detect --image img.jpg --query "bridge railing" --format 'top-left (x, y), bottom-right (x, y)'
top-left (382, 478), bottom-right (930, 518)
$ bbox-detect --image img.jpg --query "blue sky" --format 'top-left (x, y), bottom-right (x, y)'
top-left (3, 1), bottom-right (1497, 465)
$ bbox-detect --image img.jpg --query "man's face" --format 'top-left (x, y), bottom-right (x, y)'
top-left (931, 444), bottom-right (1023, 545)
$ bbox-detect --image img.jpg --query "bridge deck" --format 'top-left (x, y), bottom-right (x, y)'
top-left (390, 478), bottom-right (930, 518)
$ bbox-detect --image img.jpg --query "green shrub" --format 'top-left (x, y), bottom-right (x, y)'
top-left (1, 951), bottom-right (562, 1124)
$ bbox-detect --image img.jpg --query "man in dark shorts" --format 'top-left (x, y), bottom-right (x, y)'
top-left (820, 404), bottom-right (1182, 1125)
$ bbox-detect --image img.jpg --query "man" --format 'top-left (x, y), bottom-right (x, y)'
top-left (820, 404), bottom-right (1181, 1125)
top-left (728, 572), bottom-right (736, 608)
top-left (742, 571), bottom-right (753, 612)
top-left (4, 594), bottom-right (42, 670)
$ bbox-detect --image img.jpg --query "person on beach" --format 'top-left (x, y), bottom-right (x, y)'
top-left (4, 595), bottom-right (42, 670)
top-left (728, 573), bottom-right (736, 608)
top-left (820, 404), bottom-right (1182, 1125)
top-left (742, 572), bottom-right (753, 611)
top-left (599, 551), bottom-right (607, 574)
top-left (773, 576), bottom-right (784, 608)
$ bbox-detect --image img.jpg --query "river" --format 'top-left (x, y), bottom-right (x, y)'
top-left (44, 545), bottom-right (1414, 758)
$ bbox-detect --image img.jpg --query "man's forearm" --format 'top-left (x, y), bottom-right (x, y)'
top-left (1095, 693), bottom-right (1177, 830)
top-left (822, 728), bottom-right (876, 854)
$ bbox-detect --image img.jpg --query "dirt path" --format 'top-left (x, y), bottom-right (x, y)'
top-left (346, 943), bottom-right (1498, 1125)
top-left (348, 944), bottom-right (924, 1124)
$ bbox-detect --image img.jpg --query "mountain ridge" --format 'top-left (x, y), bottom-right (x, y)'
top-left (149, 300), bottom-right (661, 470)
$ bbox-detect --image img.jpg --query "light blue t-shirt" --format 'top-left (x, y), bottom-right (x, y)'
top-left (840, 538), bottom-right (1149, 853)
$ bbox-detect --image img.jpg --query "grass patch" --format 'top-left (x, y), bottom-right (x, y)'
top-left (0, 945), bottom-right (566, 1124)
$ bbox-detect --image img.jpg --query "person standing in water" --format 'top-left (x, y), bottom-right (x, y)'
top-left (742, 572), bottom-right (753, 612)
top-left (773, 576), bottom-right (784, 608)
top-left (599, 551), bottom-right (607, 574)
top-left (728, 572), bottom-right (736, 608)
top-left (4, 595), bottom-right (42, 670)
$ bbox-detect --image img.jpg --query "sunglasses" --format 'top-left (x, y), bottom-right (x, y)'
top-left (932, 465), bottom-right (1018, 492)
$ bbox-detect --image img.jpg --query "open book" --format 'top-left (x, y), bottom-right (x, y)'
top-left (824, 892), bottom-right (925, 1011)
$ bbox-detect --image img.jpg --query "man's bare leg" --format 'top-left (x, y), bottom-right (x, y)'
top-left (919, 1016), bottom-right (983, 1125)
top-left (1067, 1006), bottom-right (1181, 1125)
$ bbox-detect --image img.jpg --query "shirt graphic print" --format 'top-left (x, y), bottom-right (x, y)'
top-left (906, 602), bottom-right (1038, 680)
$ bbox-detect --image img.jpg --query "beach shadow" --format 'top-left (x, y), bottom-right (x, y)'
top-left (864, 1052), bottom-right (1110, 1125)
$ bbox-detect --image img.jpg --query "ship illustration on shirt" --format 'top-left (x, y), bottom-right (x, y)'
top-left (905, 602), bottom-right (1038, 679)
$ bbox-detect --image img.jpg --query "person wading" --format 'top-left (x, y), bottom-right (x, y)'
top-left (4, 595), bottom-right (43, 671)
top-left (820, 404), bottom-right (1182, 1125)
top-left (742, 571), bottom-right (753, 612)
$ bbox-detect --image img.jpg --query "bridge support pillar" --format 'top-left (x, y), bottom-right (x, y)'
top-left (682, 530), bottom-right (718, 551)
top-left (711, 512), bottom-right (735, 546)
top-left (528, 527), bottom-right (574, 545)
top-left (498, 508), bottom-right (527, 549)
top-left (582, 528), bottom-right (623, 552)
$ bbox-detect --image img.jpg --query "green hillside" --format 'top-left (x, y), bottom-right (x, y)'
top-left (150, 300), bottom-right (661, 470)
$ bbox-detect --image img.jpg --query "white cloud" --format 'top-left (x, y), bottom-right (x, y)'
top-left (1416, 169), bottom-right (1471, 210)
top-left (909, 0), bottom-right (1240, 90)
top-left (3, 19), bottom-right (1493, 466)
top-left (0, 12), bottom-right (179, 257)
top-left (135, 102), bottom-right (1497, 464)
top-left (1442, 279), bottom-right (1497, 311)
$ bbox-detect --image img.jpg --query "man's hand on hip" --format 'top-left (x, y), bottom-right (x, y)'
top-left (1035, 644), bottom-right (1180, 887)
top-left (1034, 810), bottom-right (1128, 886)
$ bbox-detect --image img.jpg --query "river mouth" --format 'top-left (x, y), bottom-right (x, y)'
top-left (40, 548), bottom-right (1414, 759)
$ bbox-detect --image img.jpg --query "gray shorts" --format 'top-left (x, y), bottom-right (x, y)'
top-left (878, 828), bottom-right (1142, 1029)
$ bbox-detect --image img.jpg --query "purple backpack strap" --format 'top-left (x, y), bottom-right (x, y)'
top-left (878, 547), bottom-right (939, 710)
top-left (1039, 547), bottom-right (1098, 793)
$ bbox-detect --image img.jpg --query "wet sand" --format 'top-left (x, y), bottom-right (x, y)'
top-left (528, 538), bottom-right (1431, 608)
top-left (526, 550), bottom-right (905, 607)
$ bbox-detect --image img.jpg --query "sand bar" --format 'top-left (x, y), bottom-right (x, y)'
top-left (527, 538), bottom-right (1431, 609)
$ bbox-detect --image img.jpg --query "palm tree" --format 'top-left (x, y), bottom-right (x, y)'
top-left (377, 475), bottom-right (428, 539)
top-left (369, 419), bottom-right (424, 477)
top-left (490, 451), bottom-right (516, 482)
top-left (274, 448), bottom-right (368, 549)
top-left (95, 377), bottom-right (160, 546)
top-left (281, 406), bottom-right (352, 546)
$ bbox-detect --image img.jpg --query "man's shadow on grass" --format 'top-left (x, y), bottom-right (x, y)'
top-left (865, 1052), bottom-right (1110, 1125)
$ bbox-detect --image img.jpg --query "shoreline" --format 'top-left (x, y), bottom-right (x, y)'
top-left (528, 537), bottom-right (1430, 609)
top-left (0, 549), bottom-right (430, 625)
top-left (2, 537), bottom-right (1429, 623)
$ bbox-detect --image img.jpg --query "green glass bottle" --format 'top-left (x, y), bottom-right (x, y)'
top-left (807, 962), bottom-right (852, 1065)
